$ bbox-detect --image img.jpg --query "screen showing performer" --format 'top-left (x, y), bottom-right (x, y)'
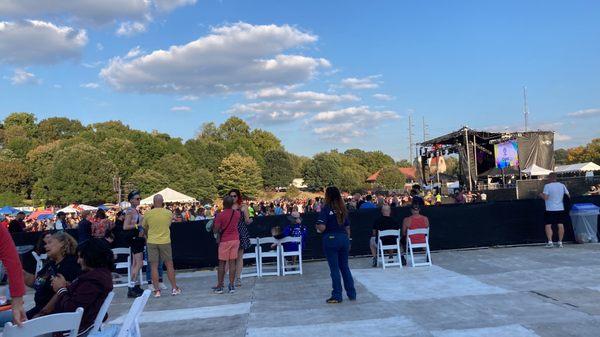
top-left (494, 140), bottom-right (519, 169)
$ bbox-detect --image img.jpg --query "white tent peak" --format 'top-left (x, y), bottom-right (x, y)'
top-left (554, 162), bottom-right (600, 173)
top-left (140, 188), bottom-right (197, 205)
top-left (522, 164), bottom-right (553, 176)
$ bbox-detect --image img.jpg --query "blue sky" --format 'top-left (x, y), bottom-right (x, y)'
top-left (1, 0), bottom-right (599, 160)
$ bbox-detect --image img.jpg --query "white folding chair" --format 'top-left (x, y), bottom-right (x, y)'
top-left (241, 238), bottom-right (260, 278)
top-left (377, 229), bottom-right (403, 269)
top-left (31, 251), bottom-right (48, 276)
top-left (280, 237), bottom-right (303, 276)
top-left (258, 237), bottom-right (281, 277)
top-left (3, 307), bottom-right (84, 337)
top-left (407, 227), bottom-right (432, 267)
top-left (116, 289), bottom-right (151, 337)
top-left (112, 248), bottom-right (144, 288)
top-left (91, 291), bottom-right (115, 334)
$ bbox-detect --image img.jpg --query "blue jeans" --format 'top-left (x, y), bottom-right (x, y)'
top-left (144, 248), bottom-right (163, 283)
top-left (323, 232), bottom-right (356, 301)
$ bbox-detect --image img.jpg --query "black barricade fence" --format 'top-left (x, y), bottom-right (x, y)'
top-left (11, 195), bottom-right (600, 270)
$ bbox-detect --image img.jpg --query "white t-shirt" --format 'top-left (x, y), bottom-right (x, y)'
top-left (543, 182), bottom-right (569, 211)
top-left (54, 220), bottom-right (65, 230)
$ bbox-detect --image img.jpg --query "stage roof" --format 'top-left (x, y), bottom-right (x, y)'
top-left (418, 127), bottom-right (502, 146)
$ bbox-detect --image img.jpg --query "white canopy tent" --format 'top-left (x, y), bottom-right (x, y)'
top-left (555, 162), bottom-right (600, 174)
top-left (522, 164), bottom-right (553, 176)
top-left (57, 206), bottom-right (78, 213)
top-left (140, 188), bottom-right (197, 205)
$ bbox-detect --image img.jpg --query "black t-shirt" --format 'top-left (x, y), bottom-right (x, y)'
top-left (373, 216), bottom-right (400, 245)
top-left (29, 255), bottom-right (81, 318)
top-left (8, 219), bottom-right (25, 233)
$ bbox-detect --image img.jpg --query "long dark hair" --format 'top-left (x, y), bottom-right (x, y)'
top-left (324, 186), bottom-right (348, 225)
top-left (228, 189), bottom-right (243, 206)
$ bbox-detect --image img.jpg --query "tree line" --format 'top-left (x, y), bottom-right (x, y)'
top-left (0, 112), bottom-right (411, 206)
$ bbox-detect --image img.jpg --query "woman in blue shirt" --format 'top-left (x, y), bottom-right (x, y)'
top-left (316, 186), bottom-right (357, 303)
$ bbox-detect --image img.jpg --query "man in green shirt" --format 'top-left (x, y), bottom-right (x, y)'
top-left (142, 194), bottom-right (181, 297)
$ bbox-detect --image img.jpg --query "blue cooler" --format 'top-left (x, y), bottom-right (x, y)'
top-left (570, 203), bottom-right (600, 243)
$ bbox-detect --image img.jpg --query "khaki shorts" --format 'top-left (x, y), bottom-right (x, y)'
top-left (147, 243), bottom-right (172, 263)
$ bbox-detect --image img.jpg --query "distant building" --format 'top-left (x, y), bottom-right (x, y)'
top-left (292, 178), bottom-right (308, 189)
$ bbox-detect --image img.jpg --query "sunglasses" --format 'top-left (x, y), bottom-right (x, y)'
top-left (229, 195), bottom-right (238, 198)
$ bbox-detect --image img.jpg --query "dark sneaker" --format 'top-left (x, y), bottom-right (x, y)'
top-left (228, 284), bottom-right (236, 294)
top-left (401, 255), bottom-right (407, 266)
top-left (371, 257), bottom-right (377, 267)
top-left (348, 296), bottom-right (357, 301)
top-left (213, 286), bottom-right (224, 294)
top-left (134, 285), bottom-right (144, 295)
top-left (128, 287), bottom-right (142, 298)
top-left (326, 297), bottom-right (342, 304)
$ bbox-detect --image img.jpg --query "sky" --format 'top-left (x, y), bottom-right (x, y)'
top-left (1, 0), bottom-right (599, 160)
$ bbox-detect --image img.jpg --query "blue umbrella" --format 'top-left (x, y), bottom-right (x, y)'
top-left (97, 204), bottom-right (110, 211)
top-left (0, 206), bottom-right (20, 215)
top-left (37, 213), bottom-right (55, 221)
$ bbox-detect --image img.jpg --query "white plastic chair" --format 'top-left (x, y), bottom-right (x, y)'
top-left (258, 237), bottom-right (281, 277)
top-left (31, 251), bottom-right (48, 276)
top-left (112, 248), bottom-right (145, 288)
top-left (90, 291), bottom-right (115, 334)
top-left (377, 229), bottom-right (403, 269)
top-left (241, 238), bottom-right (260, 278)
top-left (3, 307), bottom-right (84, 337)
top-left (116, 289), bottom-right (151, 337)
top-left (280, 237), bottom-right (303, 276)
top-left (407, 227), bottom-right (432, 267)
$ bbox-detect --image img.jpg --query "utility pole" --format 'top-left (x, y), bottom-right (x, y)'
top-left (408, 114), bottom-right (414, 162)
top-left (112, 175), bottom-right (121, 204)
top-left (523, 86), bottom-right (529, 132)
top-left (422, 116), bottom-right (429, 142)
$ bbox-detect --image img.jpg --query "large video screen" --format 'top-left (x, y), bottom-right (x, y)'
top-left (494, 140), bottom-right (519, 169)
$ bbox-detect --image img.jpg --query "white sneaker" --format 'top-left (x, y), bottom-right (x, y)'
top-left (557, 242), bottom-right (564, 248)
top-left (148, 284), bottom-right (156, 291)
top-left (545, 242), bottom-right (554, 248)
top-left (159, 282), bottom-right (168, 290)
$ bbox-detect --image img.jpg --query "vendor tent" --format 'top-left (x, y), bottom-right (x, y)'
top-left (27, 209), bottom-right (53, 220)
top-left (522, 164), bottom-right (553, 176)
top-left (555, 162), bottom-right (600, 174)
top-left (57, 205), bottom-right (78, 213)
top-left (78, 204), bottom-right (98, 211)
top-left (0, 206), bottom-right (20, 215)
top-left (140, 188), bottom-right (197, 205)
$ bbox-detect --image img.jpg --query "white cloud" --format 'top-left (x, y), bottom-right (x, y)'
top-left (80, 82), bottom-right (100, 89)
top-left (154, 0), bottom-right (197, 12)
top-left (373, 93), bottom-right (395, 101)
top-left (230, 87), bottom-right (358, 124)
top-left (82, 61), bottom-right (103, 68)
top-left (124, 46), bottom-right (143, 59)
top-left (171, 105), bottom-right (191, 111)
top-left (308, 106), bottom-right (399, 142)
top-left (555, 133), bottom-right (573, 141)
top-left (0, 20), bottom-right (87, 65)
top-left (96, 43), bottom-right (104, 50)
top-left (116, 21), bottom-right (147, 37)
top-left (7, 68), bottom-right (41, 85)
top-left (100, 22), bottom-right (329, 94)
top-left (340, 75), bottom-right (381, 89)
top-left (0, 1), bottom-right (193, 25)
top-left (567, 108), bottom-right (600, 118)
top-left (177, 95), bottom-right (199, 101)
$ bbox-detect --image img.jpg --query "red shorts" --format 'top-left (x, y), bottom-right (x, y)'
top-left (218, 240), bottom-right (240, 261)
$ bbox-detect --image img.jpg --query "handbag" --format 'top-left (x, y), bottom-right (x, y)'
top-left (214, 211), bottom-right (235, 244)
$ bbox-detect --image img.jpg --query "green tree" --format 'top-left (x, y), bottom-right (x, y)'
top-left (251, 129), bottom-right (283, 155)
top-left (42, 143), bottom-right (117, 204)
top-left (217, 153), bottom-right (263, 198)
top-left (288, 153), bottom-right (310, 178)
top-left (397, 159), bottom-right (412, 167)
top-left (566, 138), bottom-right (599, 164)
top-left (100, 138), bottom-right (140, 179)
top-left (262, 149), bottom-right (294, 189)
top-left (377, 166), bottom-right (407, 190)
top-left (554, 149), bottom-right (568, 165)
top-left (284, 185), bottom-right (301, 199)
top-left (184, 139), bottom-right (228, 172)
top-left (0, 160), bottom-right (31, 195)
top-left (3, 112), bottom-right (37, 137)
top-left (37, 117), bottom-right (85, 143)
top-left (339, 164), bottom-right (369, 193)
top-left (302, 152), bottom-right (343, 191)
top-left (127, 169), bottom-right (168, 196)
top-left (0, 192), bottom-right (22, 206)
top-left (219, 117), bottom-right (250, 141)
top-left (151, 153), bottom-right (217, 200)
top-left (197, 122), bottom-right (222, 141)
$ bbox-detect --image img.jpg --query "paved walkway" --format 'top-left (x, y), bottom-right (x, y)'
top-left (25, 244), bottom-right (600, 336)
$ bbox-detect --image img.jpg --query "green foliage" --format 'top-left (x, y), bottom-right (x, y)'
top-left (0, 192), bottom-right (22, 206)
top-left (397, 159), bottom-right (412, 167)
top-left (217, 153), bottom-right (263, 198)
top-left (262, 149), bottom-right (294, 188)
top-left (37, 117), bottom-right (85, 143)
top-left (100, 138), bottom-right (139, 179)
top-left (566, 138), bottom-right (599, 164)
top-left (251, 129), bottom-right (283, 156)
top-left (150, 153), bottom-right (218, 201)
top-left (219, 117), bottom-right (251, 141)
top-left (288, 153), bottom-right (310, 178)
top-left (554, 149), bottom-right (568, 165)
top-left (285, 185), bottom-right (301, 199)
top-left (302, 152), bottom-right (343, 191)
top-left (377, 166), bottom-right (407, 190)
top-left (339, 164), bottom-right (369, 193)
top-left (41, 143), bottom-right (117, 205)
top-left (3, 112), bottom-right (37, 137)
top-left (127, 169), bottom-right (168, 197)
top-left (344, 149), bottom-right (395, 174)
top-left (0, 160), bottom-right (31, 195)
